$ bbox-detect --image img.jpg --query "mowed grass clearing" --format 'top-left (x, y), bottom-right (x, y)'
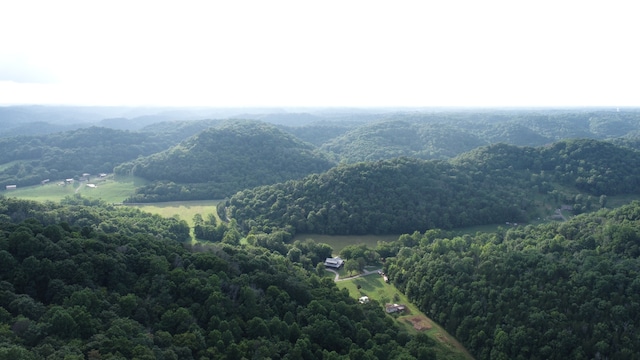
top-left (2, 175), bottom-right (147, 203)
top-left (337, 273), bottom-right (473, 360)
top-left (127, 200), bottom-right (222, 228)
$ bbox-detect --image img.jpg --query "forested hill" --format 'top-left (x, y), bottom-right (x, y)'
top-left (224, 139), bottom-right (640, 236)
top-left (138, 119), bottom-right (225, 145)
top-left (382, 201), bottom-right (640, 359)
top-left (0, 196), bottom-right (444, 359)
top-left (307, 109), bottom-right (640, 163)
top-left (0, 127), bottom-right (172, 188)
top-left (115, 121), bottom-right (336, 202)
top-left (319, 120), bottom-right (487, 161)
top-left (452, 139), bottom-right (640, 195)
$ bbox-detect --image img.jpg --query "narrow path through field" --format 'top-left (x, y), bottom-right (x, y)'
top-left (326, 268), bottom-right (382, 282)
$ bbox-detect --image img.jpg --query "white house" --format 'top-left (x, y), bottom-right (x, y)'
top-left (324, 257), bottom-right (345, 269)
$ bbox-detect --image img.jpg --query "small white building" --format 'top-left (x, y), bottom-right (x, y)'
top-left (324, 257), bottom-right (345, 269)
top-left (5, 185), bottom-right (16, 190)
top-left (358, 296), bottom-right (370, 304)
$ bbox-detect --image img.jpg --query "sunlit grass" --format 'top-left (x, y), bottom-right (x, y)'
top-left (2, 175), bottom-right (146, 203)
top-left (128, 200), bottom-right (221, 228)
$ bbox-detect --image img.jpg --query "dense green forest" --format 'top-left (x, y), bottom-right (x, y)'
top-left (318, 120), bottom-right (486, 161)
top-left (224, 139), bottom-right (640, 236)
top-left (379, 201), bottom-right (640, 359)
top-left (5, 107), bottom-right (640, 359)
top-left (115, 121), bottom-right (336, 202)
top-left (0, 196), bottom-right (443, 359)
top-left (4, 107), bottom-right (640, 204)
top-left (0, 127), bottom-right (174, 189)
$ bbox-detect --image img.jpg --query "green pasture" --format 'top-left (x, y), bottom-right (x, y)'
top-left (337, 273), bottom-right (473, 360)
top-left (127, 200), bottom-right (221, 228)
top-left (293, 233), bottom-right (399, 255)
top-left (2, 175), bottom-right (147, 203)
top-left (3, 182), bottom-right (76, 202)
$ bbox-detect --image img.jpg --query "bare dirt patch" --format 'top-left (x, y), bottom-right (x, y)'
top-left (405, 316), bottom-right (432, 331)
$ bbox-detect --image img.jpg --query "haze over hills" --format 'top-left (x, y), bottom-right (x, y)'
top-left (3, 106), bottom-right (640, 201)
top-left (3, 107), bottom-right (640, 359)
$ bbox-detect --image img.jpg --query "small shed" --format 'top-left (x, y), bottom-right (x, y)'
top-left (358, 296), bottom-right (370, 304)
top-left (385, 304), bottom-right (407, 313)
top-left (5, 185), bottom-right (17, 190)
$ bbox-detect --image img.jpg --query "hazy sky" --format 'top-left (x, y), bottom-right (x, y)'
top-left (1, 1), bottom-right (638, 107)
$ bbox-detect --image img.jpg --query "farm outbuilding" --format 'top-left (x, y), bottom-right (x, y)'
top-left (385, 304), bottom-right (407, 313)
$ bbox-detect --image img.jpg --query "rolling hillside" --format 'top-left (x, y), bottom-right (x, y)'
top-left (115, 121), bottom-right (336, 201)
top-left (224, 139), bottom-right (640, 236)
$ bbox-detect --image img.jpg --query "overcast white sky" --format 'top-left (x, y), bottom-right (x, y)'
top-left (0, 0), bottom-right (638, 107)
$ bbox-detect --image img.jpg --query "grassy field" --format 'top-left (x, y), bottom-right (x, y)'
top-left (292, 233), bottom-right (400, 255)
top-left (2, 175), bottom-right (147, 203)
top-left (336, 272), bottom-right (473, 360)
top-left (127, 200), bottom-right (221, 228)
top-left (3, 174), bottom-right (222, 240)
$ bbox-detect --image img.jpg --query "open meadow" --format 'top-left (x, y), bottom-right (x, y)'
top-left (128, 200), bottom-right (221, 228)
top-left (1, 175), bottom-right (147, 203)
top-left (2, 175), bottom-right (221, 230)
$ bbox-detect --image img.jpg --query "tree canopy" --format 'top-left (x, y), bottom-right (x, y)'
top-left (381, 201), bottom-right (640, 359)
top-left (225, 139), bottom-right (640, 236)
top-left (116, 121), bottom-right (336, 202)
top-left (0, 195), bottom-right (441, 359)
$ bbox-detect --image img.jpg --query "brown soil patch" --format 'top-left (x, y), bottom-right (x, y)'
top-left (405, 316), bottom-right (432, 331)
